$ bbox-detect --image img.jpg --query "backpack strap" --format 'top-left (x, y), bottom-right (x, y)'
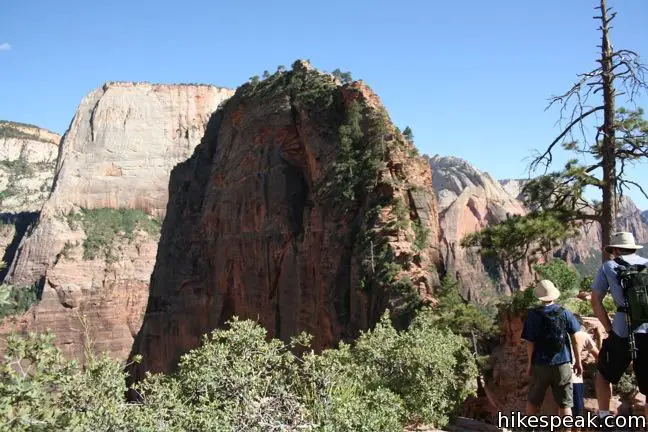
top-left (614, 256), bottom-right (632, 268)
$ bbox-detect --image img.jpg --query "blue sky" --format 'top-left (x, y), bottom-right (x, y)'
top-left (1, 0), bottom-right (647, 209)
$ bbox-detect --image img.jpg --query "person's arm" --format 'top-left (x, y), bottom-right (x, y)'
top-left (590, 267), bottom-right (613, 333)
top-left (570, 333), bottom-right (583, 376)
top-left (588, 338), bottom-right (600, 361)
top-left (521, 313), bottom-right (536, 377)
top-left (526, 341), bottom-right (534, 377)
top-left (591, 290), bottom-right (613, 333)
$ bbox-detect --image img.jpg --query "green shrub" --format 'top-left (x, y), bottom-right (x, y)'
top-left (412, 219), bottom-right (430, 252)
top-left (433, 276), bottom-right (499, 350)
top-left (533, 258), bottom-right (580, 304)
top-left (0, 313), bottom-right (477, 431)
top-left (66, 208), bottom-right (161, 261)
top-left (0, 156), bottom-right (33, 178)
top-left (564, 297), bottom-right (594, 316)
top-left (613, 369), bottom-right (638, 397)
top-left (499, 286), bottom-right (539, 316)
top-left (580, 275), bottom-right (594, 292)
top-left (0, 283), bottom-right (39, 320)
top-left (391, 197), bottom-right (410, 230)
top-left (602, 294), bottom-right (617, 314)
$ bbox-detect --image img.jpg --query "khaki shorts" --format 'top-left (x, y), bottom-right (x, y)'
top-left (527, 363), bottom-right (573, 408)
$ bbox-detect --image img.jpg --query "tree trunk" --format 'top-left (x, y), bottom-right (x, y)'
top-left (599, 0), bottom-right (617, 262)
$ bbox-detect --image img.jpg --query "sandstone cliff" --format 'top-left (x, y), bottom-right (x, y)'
top-left (1, 83), bottom-right (234, 361)
top-left (129, 61), bottom-right (443, 379)
top-left (0, 121), bottom-right (60, 278)
top-left (429, 156), bottom-right (532, 300)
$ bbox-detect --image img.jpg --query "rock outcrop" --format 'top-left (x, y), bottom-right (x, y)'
top-left (642, 210), bottom-right (648, 224)
top-left (1, 83), bottom-right (234, 361)
top-left (129, 62), bottom-right (443, 379)
top-left (0, 121), bottom-right (60, 277)
top-left (498, 178), bottom-right (527, 202)
top-left (429, 156), bottom-right (531, 300)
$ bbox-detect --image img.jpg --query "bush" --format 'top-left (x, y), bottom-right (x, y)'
top-left (533, 258), bottom-right (580, 304)
top-left (564, 298), bottom-right (594, 316)
top-left (433, 276), bottom-right (499, 346)
top-left (0, 313), bottom-right (477, 431)
top-left (0, 156), bottom-right (33, 178)
top-left (412, 219), bottom-right (430, 253)
top-left (613, 369), bottom-right (638, 397)
top-left (66, 208), bottom-right (161, 261)
top-left (499, 287), bottom-right (539, 316)
top-left (602, 294), bottom-right (617, 314)
top-left (0, 283), bottom-right (39, 320)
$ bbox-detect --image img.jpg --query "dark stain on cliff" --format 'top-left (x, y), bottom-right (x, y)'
top-left (0, 212), bottom-right (39, 283)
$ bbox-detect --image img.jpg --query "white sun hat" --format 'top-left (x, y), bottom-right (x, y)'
top-left (604, 232), bottom-right (644, 253)
top-left (534, 279), bottom-right (561, 302)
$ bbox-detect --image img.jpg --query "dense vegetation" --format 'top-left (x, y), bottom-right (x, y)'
top-left (0, 261), bottom-right (40, 320)
top-left (0, 312), bottom-right (477, 431)
top-left (65, 208), bottom-right (161, 261)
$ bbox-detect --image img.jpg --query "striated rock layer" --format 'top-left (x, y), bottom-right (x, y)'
top-left (129, 62), bottom-right (443, 380)
top-left (2, 83), bottom-right (234, 361)
top-left (0, 121), bottom-right (60, 277)
top-left (429, 156), bottom-right (532, 300)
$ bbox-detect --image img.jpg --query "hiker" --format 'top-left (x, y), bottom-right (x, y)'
top-left (571, 315), bottom-right (599, 420)
top-left (522, 279), bottom-right (582, 423)
top-left (590, 232), bottom-right (648, 423)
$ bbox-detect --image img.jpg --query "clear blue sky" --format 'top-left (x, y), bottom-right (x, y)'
top-left (1, 0), bottom-right (647, 209)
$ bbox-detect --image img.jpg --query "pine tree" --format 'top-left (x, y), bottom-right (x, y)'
top-left (464, 0), bottom-right (648, 265)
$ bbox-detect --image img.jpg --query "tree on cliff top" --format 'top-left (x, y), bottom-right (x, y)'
top-left (463, 0), bottom-right (648, 265)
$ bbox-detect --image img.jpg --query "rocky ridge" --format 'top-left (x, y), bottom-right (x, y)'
top-left (429, 155), bottom-right (532, 300)
top-left (1, 82), bottom-right (234, 361)
top-left (0, 121), bottom-right (60, 278)
top-left (128, 61), bottom-right (443, 379)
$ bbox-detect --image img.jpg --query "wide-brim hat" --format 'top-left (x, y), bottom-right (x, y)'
top-left (604, 232), bottom-right (644, 253)
top-left (535, 279), bottom-right (561, 302)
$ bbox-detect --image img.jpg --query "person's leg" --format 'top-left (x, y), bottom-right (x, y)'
top-left (572, 383), bottom-right (585, 417)
top-left (527, 364), bottom-right (549, 416)
top-left (634, 334), bottom-right (648, 431)
top-left (553, 363), bottom-right (574, 432)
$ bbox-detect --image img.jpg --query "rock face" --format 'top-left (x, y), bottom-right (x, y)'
top-left (498, 178), bottom-right (526, 202)
top-left (642, 210), bottom-right (648, 224)
top-left (0, 121), bottom-right (60, 277)
top-left (2, 83), bottom-right (234, 361)
top-left (429, 156), bottom-right (531, 300)
top-left (129, 62), bottom-right (442, 379)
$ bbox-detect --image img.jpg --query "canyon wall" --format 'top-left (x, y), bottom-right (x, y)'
top-left (1, 83), bottom-right (234, 361)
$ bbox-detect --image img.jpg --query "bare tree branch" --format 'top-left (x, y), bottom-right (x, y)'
top-left (529, 106), bottom-right (605, 172)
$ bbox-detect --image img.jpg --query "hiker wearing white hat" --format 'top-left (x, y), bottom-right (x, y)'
top-left (590, 231), bottom-right (648, 423)
top-left (522, 279), bottom-right (582, 426)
